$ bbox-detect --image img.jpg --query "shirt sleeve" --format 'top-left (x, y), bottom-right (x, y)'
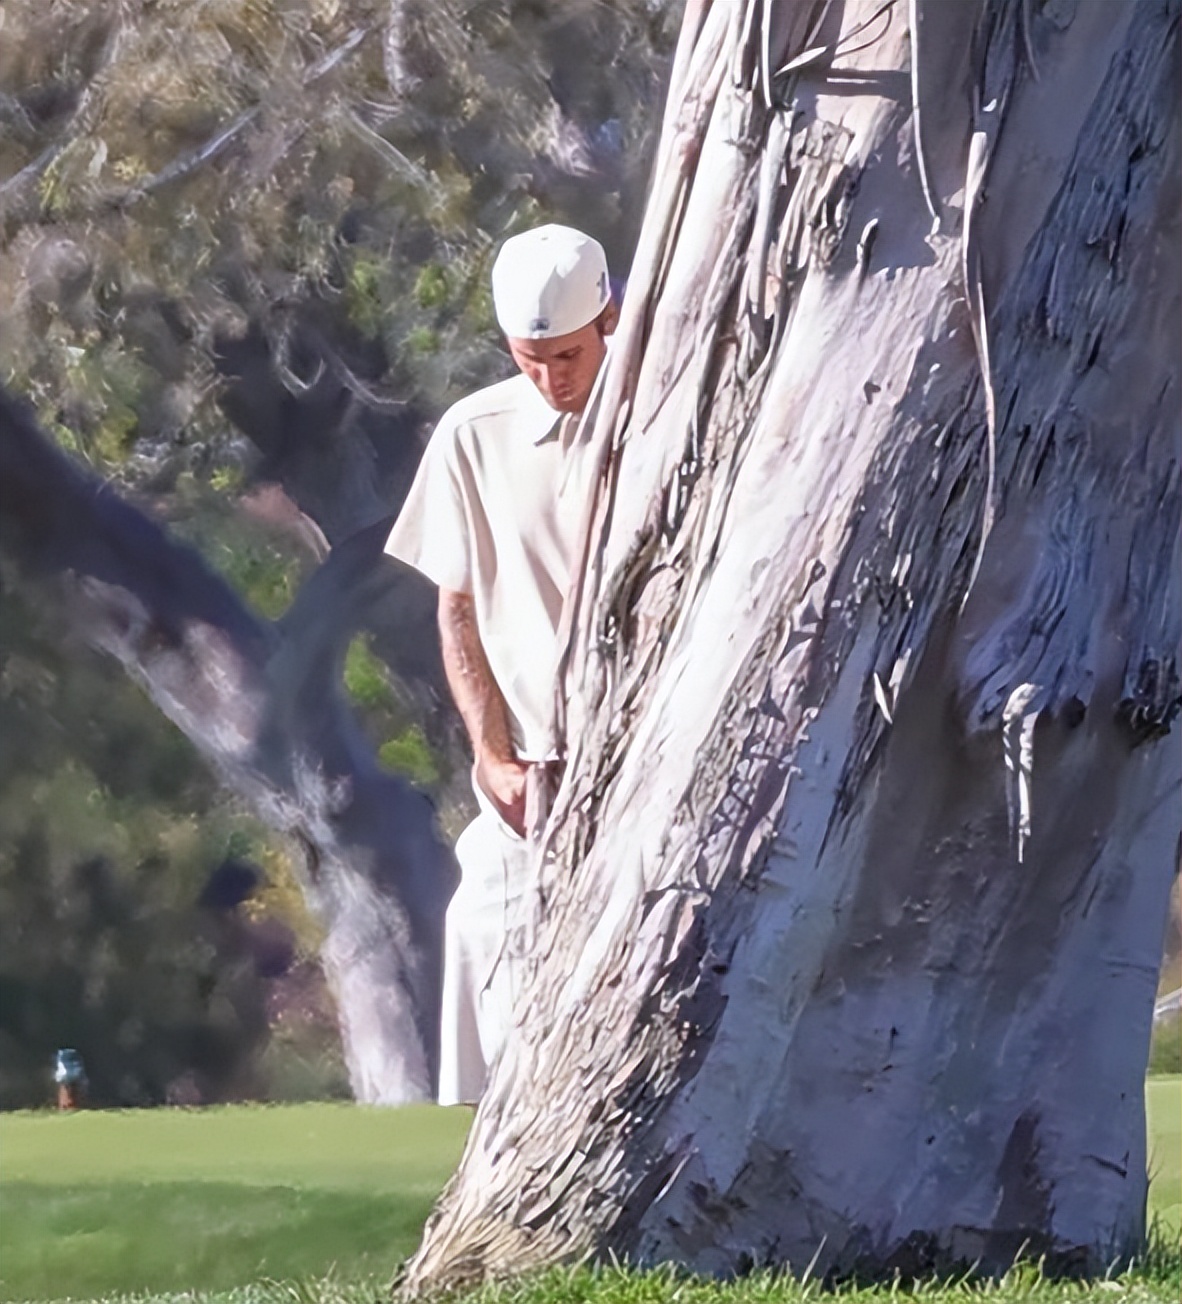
top-left (384, 418), bottom-right (473, 593)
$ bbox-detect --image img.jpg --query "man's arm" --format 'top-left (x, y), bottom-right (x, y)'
top-left (438, 588), bottom-right (529, 836)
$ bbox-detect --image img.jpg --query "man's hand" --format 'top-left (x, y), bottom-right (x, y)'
top-left (475, 752), bottom-right (530, 837)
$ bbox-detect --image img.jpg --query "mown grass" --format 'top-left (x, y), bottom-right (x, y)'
top-left (1146, 1077), bottom-right (1180, 1232)
top-left (0, 1105), bottom-right (469, 1301)
top-left (0, 1082), bottom-right (1178, 1304)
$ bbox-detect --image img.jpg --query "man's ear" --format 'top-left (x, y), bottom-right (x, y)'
top-left (598, 300), bottom-right (620, 337)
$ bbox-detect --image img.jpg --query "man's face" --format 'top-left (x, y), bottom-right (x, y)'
top-left (507, 308), bottom-right (616, 414)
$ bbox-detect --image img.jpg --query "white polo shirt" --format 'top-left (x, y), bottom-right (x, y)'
top-left (385, 372), bottom-right (599, 761)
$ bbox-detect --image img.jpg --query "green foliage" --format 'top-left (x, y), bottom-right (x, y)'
top-left (92, 403), bottom-right (139, 463)
top-left (246, 845), bottom-right (325, 962)
top-left (255, 1023), bottom-right (352, 1104)
top-left (405, 324), bottom-right (441, 356)
top-left (343, 637), bottom-right (446, 790)
top-left (379, 725), bottom-right (440, 787)
top-left (0, 581), bottom-right (299, 1109)
top-left (0, 0), bottom-right (677, 472)
top-left (210, 465), bottom-right (246, 494)
top-left (343, 249), bottom-right (388, 339)
top-left (168, 483), bottom-right (310, 620)
top-left (415, 263), bottom-right (450, 310)
top-left (216, 540), bottom-right (301, 619)
top-left (342, 635), bottom-right (395, 711)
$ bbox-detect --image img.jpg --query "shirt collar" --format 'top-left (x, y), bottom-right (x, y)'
top-left (508, 375), bottom-right (562, 446)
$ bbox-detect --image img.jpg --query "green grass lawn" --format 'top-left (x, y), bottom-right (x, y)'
top-left (1146, 1076), bottom-right (1181, 1237)
top-left (0, 1103), bottom-right (470, 1301)
top-left (0, 1081), bottom-right (1177, 1304)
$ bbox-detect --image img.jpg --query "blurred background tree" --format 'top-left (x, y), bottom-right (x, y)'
top-left (0, 576), bottom-right (280, 1106)
top-left (0, 0), bottom-right (682, 1104)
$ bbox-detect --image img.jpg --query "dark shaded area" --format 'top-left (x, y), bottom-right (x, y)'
top-left (214, 318), bottom-right (425, 545)
top-left (214, 316), bottom-right (450, 702)
top-left (0, 388), bottom-right (457, 1100)
top-left (0, 851), bottom-right (272, 1110)
top-left (0, 581), bottom-right (280, 1108)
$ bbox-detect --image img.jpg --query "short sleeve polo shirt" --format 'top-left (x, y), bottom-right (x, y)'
top-left (385, 372), bottom-right (599, 761)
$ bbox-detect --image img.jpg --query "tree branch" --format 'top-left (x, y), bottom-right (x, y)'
top-left (0, 386), bottom-right (455, 1102)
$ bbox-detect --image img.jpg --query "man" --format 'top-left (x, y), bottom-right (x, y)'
top-left (385, 224), bottom-right (618, 1104)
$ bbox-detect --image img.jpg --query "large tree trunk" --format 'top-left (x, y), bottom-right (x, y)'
top-left (0, 392), bottom-right (457, 1103)
top-left (406, 0), bottom-right (1180, 1287)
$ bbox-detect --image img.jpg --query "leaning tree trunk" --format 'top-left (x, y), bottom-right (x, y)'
top-left (0, 393), bottom-right (457, 1103)
top-left (406, 0), bottom-right (1180, 1287)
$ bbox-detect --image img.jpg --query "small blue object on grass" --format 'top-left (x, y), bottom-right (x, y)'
top-left (53, 1049), bottom-right (87, 1085)
top-left (53, 1048), bottom-right (87, 1110)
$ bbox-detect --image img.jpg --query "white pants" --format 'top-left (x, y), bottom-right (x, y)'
top-left (437, 784), bottom-right (534, 1106)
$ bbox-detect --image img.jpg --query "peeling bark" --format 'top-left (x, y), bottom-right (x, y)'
top-left (406, 0), bottom-right (1180, 1287)
top-left (0, 390), bottom-right (457, 1103)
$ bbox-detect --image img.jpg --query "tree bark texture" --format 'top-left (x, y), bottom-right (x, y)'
top-left (0, 391), bottom-right (457, 1103)
top-left (406, 0), bottom-right (1179, 1287)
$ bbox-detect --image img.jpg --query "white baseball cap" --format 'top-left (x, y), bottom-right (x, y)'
top-left (492, 224), bottom-right (610, 340)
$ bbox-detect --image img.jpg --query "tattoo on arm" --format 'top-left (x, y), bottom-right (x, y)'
top-left (438, 589), bottom-right (515, 764)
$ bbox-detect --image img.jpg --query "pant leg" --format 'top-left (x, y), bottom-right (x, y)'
top-left (436, 801), bottom-right (534, 1106)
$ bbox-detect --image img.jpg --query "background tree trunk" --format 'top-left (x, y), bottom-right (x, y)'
top-left (406, 0), bottom-right (1179, 1287)
top-left (0, 391), bottom-right (457, 1103)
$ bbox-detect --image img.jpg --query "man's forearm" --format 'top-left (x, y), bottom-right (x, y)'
top-left (439, 589), bottom-right (529, 833)
top-left (437, 588), bottom-right (515, 764)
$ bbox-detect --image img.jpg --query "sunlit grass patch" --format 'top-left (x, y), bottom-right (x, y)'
top-left (0, 1104), bottom-right (468, 1301)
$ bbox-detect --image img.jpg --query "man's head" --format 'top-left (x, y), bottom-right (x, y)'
top-left (492, 224), bottom-right (618, 414)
